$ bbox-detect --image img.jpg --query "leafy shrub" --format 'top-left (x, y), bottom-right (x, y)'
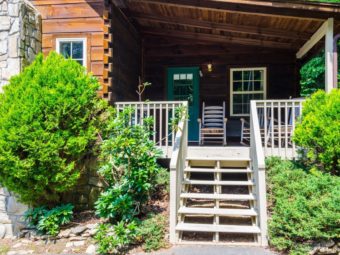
top-left (293, 89), bottom-right (340, 175)
top-left (136, 214), bottom-right (168, 252)
top-left (0, 52), bottom-right (106, 205)
top-left (24, 204), bottom-right (74, 236)
top-left (266, 157), bottom-right (340, 254)
top-left (94, 221), bottom-right (138, 254)
top-left (95, 108), bottom-right (163, 222)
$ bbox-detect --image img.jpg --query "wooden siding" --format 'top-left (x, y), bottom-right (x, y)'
top-left (32, 0), bottom-right (110, 98)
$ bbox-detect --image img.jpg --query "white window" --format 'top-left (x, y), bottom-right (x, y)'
top-left (230, 67), bottom-right (267, 116)
top-left (56, 38), bottom-right (87, 67)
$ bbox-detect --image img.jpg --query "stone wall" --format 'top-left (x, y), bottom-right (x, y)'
top-left (0, 0), bottom-right (41, 238)
top-left (0, 0), bottom-right (41, 90)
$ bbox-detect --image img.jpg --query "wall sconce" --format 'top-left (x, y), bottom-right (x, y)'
top-left (207, 62), bottom-right (213, 72)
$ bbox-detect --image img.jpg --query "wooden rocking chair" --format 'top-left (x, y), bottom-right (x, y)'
top-left (198, 102), bottom-right (227, 145)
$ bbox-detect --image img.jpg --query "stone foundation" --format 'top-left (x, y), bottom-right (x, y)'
top-left (0, 0), bottom-right (41, 238)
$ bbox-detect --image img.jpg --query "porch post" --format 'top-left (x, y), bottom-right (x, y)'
top-left (325, 18), bottom-right (334, 92)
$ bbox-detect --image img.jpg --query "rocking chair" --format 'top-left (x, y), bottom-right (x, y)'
top-left (198, 102), bottom-right (227, 145)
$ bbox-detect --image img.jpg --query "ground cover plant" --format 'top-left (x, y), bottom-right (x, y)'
top-left (0, 52), bottom-right (106, 206)
top-left (266, 157), bottom-right (340, 255)
top-left (24, 204), bottom-right (74, 236)
top-left (293, 89), bottom-right (340, 175)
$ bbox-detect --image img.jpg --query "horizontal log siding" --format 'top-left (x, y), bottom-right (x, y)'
top-left (32, 0), bottom-right (107, 97)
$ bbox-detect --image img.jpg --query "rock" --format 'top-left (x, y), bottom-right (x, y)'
top-left (0, 224), bottom-right (6, 238)
top-left (12, 242), bottom-right (23, 248)
top-left (70, 226), bottom-right (87, 235)
top-left (7, 250), bottom-right (34, 255)
top-left (320, 240), bottom-right (335, 248)
top-left (86, 244), bottom-right (96, 254)
top-left (58, 229), bottom-right (71, 238)
top-left (66, 240), bottom-right (85, 248)
top-left (69, 236), bottom-right (86, 241)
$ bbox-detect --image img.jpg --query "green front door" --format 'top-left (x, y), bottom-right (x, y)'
top-left (167, 67), bottom-right (199, 141)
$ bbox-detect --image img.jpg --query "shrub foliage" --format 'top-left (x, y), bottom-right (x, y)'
top-left (267, 157), bottom-right (340, 254)
top-left (0, 52), bottom-right (105, 205)
top-left (293, 89), bottom-right (340, 175)
top-left (24, 204), bottom-right (74, 236)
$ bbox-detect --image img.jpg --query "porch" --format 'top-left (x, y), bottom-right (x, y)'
top-left (109, 0), bottom-right (339, 247)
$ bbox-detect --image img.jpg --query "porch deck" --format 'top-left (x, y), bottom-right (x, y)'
top-left (160, 145), bottom-right (295, 159)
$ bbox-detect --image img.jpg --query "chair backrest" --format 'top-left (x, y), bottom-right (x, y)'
top-left (202, 101), bottom-right (225, 128)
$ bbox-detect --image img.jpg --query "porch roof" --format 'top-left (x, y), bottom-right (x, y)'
top-left (113, 0), bottom-right (340, 54)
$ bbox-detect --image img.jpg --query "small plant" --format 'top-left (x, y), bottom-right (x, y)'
top-left (293, 89), bottom-right (340, 175)
top-left (95, 108), bottom-right (163, 222)
top-left (136, 77), bottom-right (151, 101)
top-left (94, 221), bottom-right (138, 254)
top-left (137, 214), bottom-right (168, 252)
top-left (24, 204), bottom-right (74, 236)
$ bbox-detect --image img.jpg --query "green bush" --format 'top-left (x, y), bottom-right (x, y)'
top-left (137, 214), bottom-right (168, 252)
top-left (94, 221), bottom-right (138, 254)
top-left (24, 204), bottom-right (74, 236)
top-left (293, 89), bottom-right (340, 175)
top-left (95, 108), bottom-right (163, 222)
top-left (0, 52), bottom-right (106, 205)
top-left (266, 157), bottom-right (340, 254)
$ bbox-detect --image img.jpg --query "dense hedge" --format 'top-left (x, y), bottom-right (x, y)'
top-left (267, 157), bottom-right (340, 255)
top-left (0, 52), bottom-right (105, 206)
top-left (293, 89), bottom-right (340, 175)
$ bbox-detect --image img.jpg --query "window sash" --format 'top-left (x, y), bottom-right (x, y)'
top-left (56, 38), bottom-right (87, 67)
top-left (230, 67), bottom-right (266, 116)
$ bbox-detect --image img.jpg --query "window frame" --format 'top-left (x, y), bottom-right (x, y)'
top-left (56, 38), bottom-right (87, 67)
top-left (229, 67), bottom-right (267, 117)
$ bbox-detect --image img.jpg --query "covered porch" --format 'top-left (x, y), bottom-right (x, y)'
top-left (109, 0), bottom-right (339, 149)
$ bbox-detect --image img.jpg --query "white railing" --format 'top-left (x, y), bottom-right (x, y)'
top-left (115, 101), bottom-right (187, 157)
top-left (254, 99), bottom-right (304, 159)
top-left (250, 100), bottom-right (268, 246)
top-left (169, 102), bottom-right (188, 244)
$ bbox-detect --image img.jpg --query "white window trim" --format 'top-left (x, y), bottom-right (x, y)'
top-left (230, 67), bottom-right (267, 117)
top-left (56, 38), bottom-right (87, 67)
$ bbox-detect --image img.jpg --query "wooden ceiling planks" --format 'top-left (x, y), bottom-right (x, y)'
top-left (114, 0), bottom-right (339, 51)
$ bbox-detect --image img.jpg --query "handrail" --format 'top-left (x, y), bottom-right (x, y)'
top-left (169, 101), bottom-right (188, 244)
top-left (250, 100), bottom-right (268, 246)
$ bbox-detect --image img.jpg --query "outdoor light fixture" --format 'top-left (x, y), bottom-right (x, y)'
top-left (207, 62), bottom-right (213, 72)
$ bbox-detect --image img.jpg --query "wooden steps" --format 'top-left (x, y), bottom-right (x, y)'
top-left (178, 207), bottom-right (257, 216)
top-left (180, 193), bottom-right (255, 201)
top-left (175, 156), bottom-right (261, 245)
top-left (176, 223), bottom-right (261, 234)
top-left (182, 179), bottom-right (254, 186)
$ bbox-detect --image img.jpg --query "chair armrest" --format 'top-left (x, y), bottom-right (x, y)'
top-left (224, 118), bottom-right (228, 123)
top-left (197, 118), bottom-right (201, 124)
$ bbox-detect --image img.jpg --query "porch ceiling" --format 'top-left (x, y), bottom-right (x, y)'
top-left (113, 0), bottom-right (340, 52)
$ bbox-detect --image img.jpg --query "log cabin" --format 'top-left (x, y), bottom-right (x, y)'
top-left (22, 0), bottom-right (340, 246)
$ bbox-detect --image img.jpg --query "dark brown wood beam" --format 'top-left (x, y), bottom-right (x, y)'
top-left (142, 28), bottom-right (296, 49)
top-left (145, 44), bottom-right (292, 57)
top-left (132, 12), bottom-right (311, 40)
top-left (127, 0), bottom-right (340, 20)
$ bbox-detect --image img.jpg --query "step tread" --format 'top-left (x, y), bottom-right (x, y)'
top-left (182, 180), bottom-right (254, 186)
top-left (186, 157), bottom-right (251, 161)
top-left (184, 167), bottom-right (252, 173)
top-left (180, 193), bottom-right (255, 200)
top-left (178, 207), bottom-right (257, 216)
top-left (176, 223), bottom-right (261, 233)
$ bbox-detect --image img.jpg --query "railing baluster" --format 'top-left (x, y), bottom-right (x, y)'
top-left (285, 101), bottom-right (288, 159)
top-left (292, 101), bottom-right (296, 158)
top-left (271, 101), bottom-right (274, 156)
top-left (166, 103), bottom-right (169, 154)
top-left (264, 102), bottom-right (267, 155)
top-left (159, 103), bottom-right (162, 147)
top-left (172, 103), bottom-right (175, 146)
top-left (153, 103), bottom-right (156, 143)
top-left (278, 101), bottom-right (281, 158)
